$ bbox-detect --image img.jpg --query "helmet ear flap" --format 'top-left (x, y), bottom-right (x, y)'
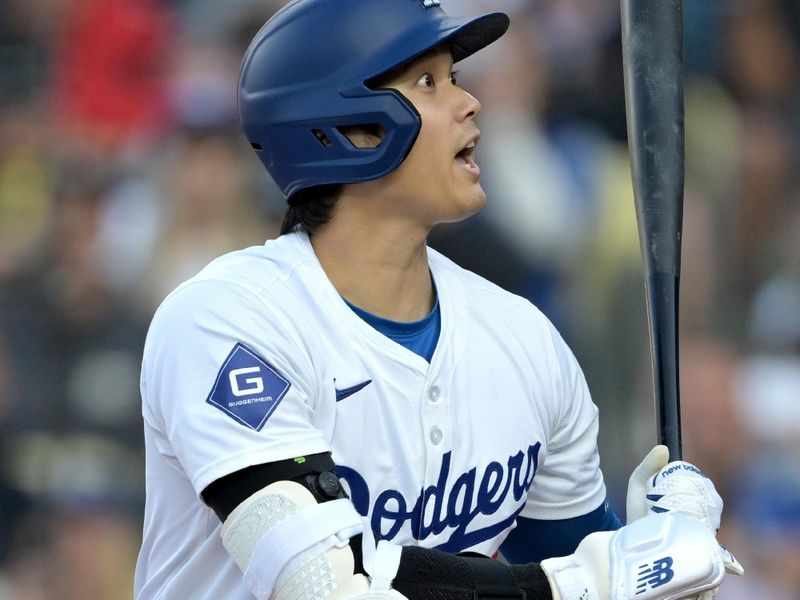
top-left (243, 88), bottom-right (422, 199)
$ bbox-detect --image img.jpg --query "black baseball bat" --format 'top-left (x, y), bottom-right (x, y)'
top-left (620, 0), bottom-right (684, 460)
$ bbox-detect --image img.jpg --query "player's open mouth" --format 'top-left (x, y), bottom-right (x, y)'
top-left (455, 139), bottom-right (480, 177)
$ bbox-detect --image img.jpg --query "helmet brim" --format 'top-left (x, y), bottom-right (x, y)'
top-left (348, 11), bottom-right (510, 93)
top-left (445, 13), bottom-right (511, 63)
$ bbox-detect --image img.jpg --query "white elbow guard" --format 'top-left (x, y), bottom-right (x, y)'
top-left (541, 513), bottom-right (728, 600)
top-left (221, 480), bottom-right (406, 600)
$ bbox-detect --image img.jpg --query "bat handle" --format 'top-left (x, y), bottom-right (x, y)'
top-left (646, 270), bottom-right (683, 461)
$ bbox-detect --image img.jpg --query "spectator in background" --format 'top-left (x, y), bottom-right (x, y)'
top-left (50, 0), bottom-right (174, 152)
top-left (142, 127), bottom-right (279, 308)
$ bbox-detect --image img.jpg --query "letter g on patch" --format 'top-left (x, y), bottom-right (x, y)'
top-left (229, 366), bottom-right (264, 396)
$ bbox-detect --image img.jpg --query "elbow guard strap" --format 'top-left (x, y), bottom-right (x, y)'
top-left (221, 481), bottom-right (367, 599)
top-left (244, 499), bottom-right (363, 595)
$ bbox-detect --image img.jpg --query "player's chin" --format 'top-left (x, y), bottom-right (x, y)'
top-left (467, 187), bottom-right (487, 215)
top-left (464, 180), bottom-right (487, 212)
top-left (440, 185), bottom-right (487, 224)
top-left (454, 164), bottom-right (485, 209)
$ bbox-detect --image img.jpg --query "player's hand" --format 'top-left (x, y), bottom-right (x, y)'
top-left (625, 445), bottom-right (744, 591)
top-left (626, 446), bottom-right (723, 530)
top-left (541, 512), bottom-right (737, 600)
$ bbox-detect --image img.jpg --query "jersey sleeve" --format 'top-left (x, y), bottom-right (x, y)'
top-left (521, 319), bottom-right (607, 520)
top-left (500, 503), bottom-right (621, 564)
top-left (141, 278), bottom-right (330, 498)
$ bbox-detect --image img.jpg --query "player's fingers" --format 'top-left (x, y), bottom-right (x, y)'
top-left (646, 461), bottom-right (724, 533)
top-left (634, 445), bottom-right (670, 484)
top-left (626, 445), bottom-right (669, 522)
top-left (721, 544), bottom-right (744, 576)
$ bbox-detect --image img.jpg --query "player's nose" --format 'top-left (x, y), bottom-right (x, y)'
top-left (457, 89), bottom-right (482, 122)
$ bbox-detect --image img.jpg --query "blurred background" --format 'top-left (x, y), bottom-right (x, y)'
top-left (0, 0), bottom-right (798, 597)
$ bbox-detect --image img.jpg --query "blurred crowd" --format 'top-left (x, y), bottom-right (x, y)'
top-left (0, 0), bottom-right (798, 597)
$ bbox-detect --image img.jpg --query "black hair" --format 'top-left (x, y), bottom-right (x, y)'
top-left (280, 184), bottom-right (343, 236)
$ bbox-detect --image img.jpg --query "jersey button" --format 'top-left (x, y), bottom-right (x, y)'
top-left (430, 427), bottom-right (443, 445)
top-left (428, 386), bottom-right (441, 402)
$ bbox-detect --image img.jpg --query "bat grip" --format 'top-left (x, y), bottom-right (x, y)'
top-left (645, 270), bottom-right (682, 461)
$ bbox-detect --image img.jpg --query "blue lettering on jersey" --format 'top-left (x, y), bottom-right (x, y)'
top-left (206, 343), bottom-right (291, 431)
top-left (337, 443), bottom-right (540, 552)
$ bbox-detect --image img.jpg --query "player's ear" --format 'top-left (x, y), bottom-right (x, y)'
top-left (338, 124), bottom-right (386, 149)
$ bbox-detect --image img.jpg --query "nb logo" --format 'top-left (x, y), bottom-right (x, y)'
top-left (636, 556), bottom-right (675, 595)
top-left (229, 366), bottom-right (265, 396)
top-left (415, 0), bottom-right (440, 8)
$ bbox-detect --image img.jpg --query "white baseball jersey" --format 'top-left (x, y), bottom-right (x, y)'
top-left (134, 229), bottom-right (607, 600)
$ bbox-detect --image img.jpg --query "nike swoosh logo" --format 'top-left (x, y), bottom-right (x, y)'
top-left (335, 379), bottom-right (373, 402)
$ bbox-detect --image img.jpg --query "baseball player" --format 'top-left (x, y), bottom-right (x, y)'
top-left (134, 1), bottom-right (742, 599)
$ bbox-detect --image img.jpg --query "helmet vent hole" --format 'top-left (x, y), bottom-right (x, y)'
top-left (311, 129), bottom-right (333, 147)
top-left (251, 143), bottom-right (263, 151)
top-left (337, 124), bottom-right (385, 149)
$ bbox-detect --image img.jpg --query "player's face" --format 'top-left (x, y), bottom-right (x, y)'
top-left (373, 47), bottom-right (485, 225)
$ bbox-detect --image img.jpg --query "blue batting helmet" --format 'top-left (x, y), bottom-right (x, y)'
top-left (238, 0), bottom-right (509, 200)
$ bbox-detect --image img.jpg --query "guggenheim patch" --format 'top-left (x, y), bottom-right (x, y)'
top-left (206, 343), bottom-right (291, 431)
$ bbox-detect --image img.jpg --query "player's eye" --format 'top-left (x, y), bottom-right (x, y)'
top-left (449, 70), bottom-right (459, 86)
top-left (416, 73), bottom-right (435, 88)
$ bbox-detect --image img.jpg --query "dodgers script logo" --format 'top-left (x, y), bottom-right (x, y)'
top-left (337, 443), bottom-right (540, 553)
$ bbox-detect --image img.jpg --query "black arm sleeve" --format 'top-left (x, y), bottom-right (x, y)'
top-left (201, 452), bottom-right (344, 520)
top-left (201, 453), bottom-right (553, 600)
top-left (394, 546), bottom-right (553, 600)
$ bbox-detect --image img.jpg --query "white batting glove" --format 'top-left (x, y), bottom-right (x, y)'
top-left (626, 446), bottom-right (720, 531)
top-left (541, 513), bottom-right (733, 600)
top-left (624, 445), bottom-right (744, 597)
top-left (626, 445), bottom-right (669, 523)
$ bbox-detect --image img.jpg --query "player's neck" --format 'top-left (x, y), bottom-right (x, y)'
top-left (310, 212), bottom-right (435, 323)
